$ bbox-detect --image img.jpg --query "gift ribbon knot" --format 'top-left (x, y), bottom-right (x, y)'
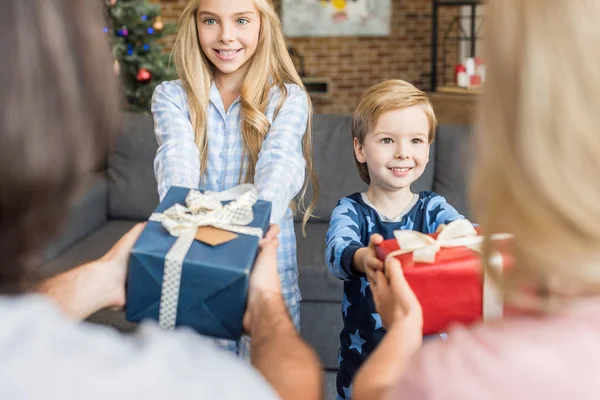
top-left (391, 219), bottom-right (487, 263)
top-left (149, 184), bottom-right (264, 239)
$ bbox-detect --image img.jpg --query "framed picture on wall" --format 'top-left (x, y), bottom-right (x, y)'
top-left (282, 0), bottom-right (391, 37)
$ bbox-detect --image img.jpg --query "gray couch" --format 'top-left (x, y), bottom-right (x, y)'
top-left (41, 112), bottom-right (472, 398)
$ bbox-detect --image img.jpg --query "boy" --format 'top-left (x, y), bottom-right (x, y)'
top-left (325, 80), bottom-right (464, 400)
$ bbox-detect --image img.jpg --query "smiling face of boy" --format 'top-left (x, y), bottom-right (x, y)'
top-left (354, 105), bottom-right (431, 194)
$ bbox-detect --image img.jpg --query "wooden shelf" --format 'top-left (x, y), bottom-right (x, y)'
top-left (436, 85), bottom-right (482, 95)
top-left (436, 0), bottom-right (483, 5)
top-left (429, 89), bottom-right (478, 125)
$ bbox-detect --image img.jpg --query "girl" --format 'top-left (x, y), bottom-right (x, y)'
top-left (151, 0), bottom-right (318, 358)
top-left (353, 0), bottom-right (600, 399)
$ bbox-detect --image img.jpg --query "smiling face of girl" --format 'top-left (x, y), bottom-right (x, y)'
top-left (196, 0), bottom-right (261, 84)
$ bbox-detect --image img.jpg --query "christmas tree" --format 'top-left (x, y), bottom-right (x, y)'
top-left (105, 0), bottom-right (176, 113)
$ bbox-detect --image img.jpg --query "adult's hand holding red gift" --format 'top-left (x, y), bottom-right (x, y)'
top-left (368, 256), bottom-right (423, 346)
top-left (356, 256), bottom-right (424, 400)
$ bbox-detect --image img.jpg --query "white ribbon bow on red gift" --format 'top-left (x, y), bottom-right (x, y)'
top-left (390, 219), bottom-right (480, 263)
top-left (388, 219), bottom-right (512, 321)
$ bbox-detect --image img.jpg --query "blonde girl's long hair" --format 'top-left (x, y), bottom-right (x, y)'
top-left (172, 0), bottom-right (318, 231)
top-left (472, 0), bottom-right (600, 311)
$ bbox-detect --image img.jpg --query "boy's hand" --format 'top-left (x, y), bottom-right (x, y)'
top-left (352, 234), bottom-right (384, 274)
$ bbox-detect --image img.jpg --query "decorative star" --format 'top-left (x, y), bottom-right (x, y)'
top-left (342, 293), bottom-right (352, 317)
top-left (365, 215), bottom-right (375, 232)
top-left (343, 384), bottom-right (353, 399)
top-left (428, 204), bottom-right (444, 227)
top-left (329, 244), bottom-right (336, 267)
top-left (349, 329), bottom-right (366, 354)
top-left (347, 224), bottom-right (361, 237)
top-left (371, 313), bottom-right (383, 330)
top-left (341, 206), bottom-right (359, 225)
top-left (360, 277), bottom-right (370, 296)
top-left (403, 212), bottom-right (415, 229)
top-left (338, 208), bottom-right (361, 237)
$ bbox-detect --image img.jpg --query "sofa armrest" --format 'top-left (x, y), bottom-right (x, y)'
top-left (45, 172), bottom-right (109, 259)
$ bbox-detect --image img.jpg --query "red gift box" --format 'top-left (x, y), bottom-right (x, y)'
top-left (376, 220), bottom-right (512, 335)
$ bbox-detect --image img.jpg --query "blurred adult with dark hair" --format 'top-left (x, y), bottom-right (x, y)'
top-left (0, 1), bottom-right (321, 399)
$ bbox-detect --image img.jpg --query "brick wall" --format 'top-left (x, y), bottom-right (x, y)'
top-left (153, 0), bottom-right (458, 114)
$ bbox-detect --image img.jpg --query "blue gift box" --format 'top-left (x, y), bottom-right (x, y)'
top-left (125, 186), bottom-right (271, 340)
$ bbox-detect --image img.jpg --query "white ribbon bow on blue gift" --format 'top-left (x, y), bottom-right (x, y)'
top-left (149, 184), bottom-right (264, 330)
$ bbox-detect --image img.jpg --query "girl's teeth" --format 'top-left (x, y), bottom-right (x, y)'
top-left (391, 167), bottom-right (410, 172)
top-left (218, 50), bottom-right (238, 56)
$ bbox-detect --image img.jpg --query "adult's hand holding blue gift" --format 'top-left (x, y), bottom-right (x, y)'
top-left (243, 224), bottom-right (281, 333)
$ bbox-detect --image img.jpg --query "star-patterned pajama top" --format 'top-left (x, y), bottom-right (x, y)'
top-left (325, 191), bottom-right (464, 400)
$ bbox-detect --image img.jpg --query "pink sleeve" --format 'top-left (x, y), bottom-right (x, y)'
top-left (389, 324), bottom-right (500, 399)
top-left (389, 339), bottom-right (445, 399)
top-left (389, 304), bottom-right (600, 400)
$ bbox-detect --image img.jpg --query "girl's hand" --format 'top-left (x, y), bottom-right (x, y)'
top-left (367, 256), bottom-right (423, 348)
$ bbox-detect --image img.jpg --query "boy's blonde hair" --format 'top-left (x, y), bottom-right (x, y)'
top-left (473, 0), bottom-right (600, 310)
top-left (172, 0), bottom-right (318, 230)
top-left (352, 80), bottom-right (437, 184)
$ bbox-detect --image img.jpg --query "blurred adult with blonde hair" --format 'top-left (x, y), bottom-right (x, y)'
top-left (353, 0), bottom-right (600, 399)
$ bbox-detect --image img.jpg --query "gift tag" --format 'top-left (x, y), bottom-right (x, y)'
top-left (195, 226), bottom-right (238, 246)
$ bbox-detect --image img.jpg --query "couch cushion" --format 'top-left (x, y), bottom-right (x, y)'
top-left (309, 114), bottom-right (435, 222)
top-left (296, 223), bottom-right (344, 302)
top-left (325, 371), bottom-right (338, 400)
top-left (433, 124), bottom-right (473, 219)
top-left (45, 172), bottom-right (108, 259)
top-left (40, 220), bottom-right (139, 278)
top-left (300, 301), bottom-right (343, 370)
top-left (108, 112), bottom-right (159, 220)
top-left (296, 223), bottom-right (328, 267)
top-left (309, 114), bottom-right (367, 222)
top-left (413, 142), bottom-right (436, 193)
